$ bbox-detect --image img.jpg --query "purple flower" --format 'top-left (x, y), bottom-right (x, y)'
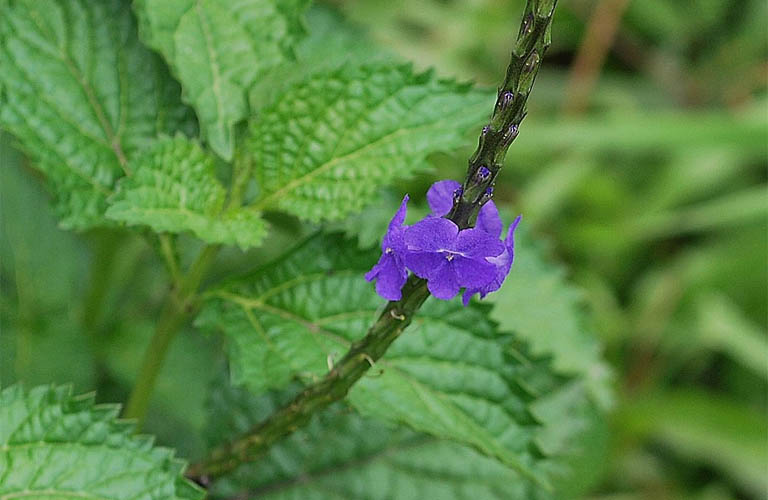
top-left (462, 215), bottom-right (521, 305)
top-left (366, 180), bottom-right (521, 304)
top-left (426, 180), bottom-right (502, 237)
top-left (404, 217), bottom-right (504, 300)
top-left (365, 195), bottom-right (410, 300)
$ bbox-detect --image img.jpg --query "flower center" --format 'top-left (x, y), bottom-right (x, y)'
top-left (385, 247), bottom-right (393, 254)
top-left (443, 252), bottom-right (454, 261)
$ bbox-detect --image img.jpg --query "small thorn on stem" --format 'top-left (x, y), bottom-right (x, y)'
top-left (389, 309), bottom-right (406, 320)
top-left (360, 353), bottom-right (376, 367)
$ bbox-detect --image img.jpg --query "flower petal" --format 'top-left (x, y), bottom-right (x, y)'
top-left (381, 195), bottom-right (410, 252)
top-left (476, 201), bottom-right (502, 238)
top-left (374, 256), bottom-right (408, 300)
top-left (452, 255), bottom-right (498, 288)
top-left (462, 216), bottom-right (522, 305)
top-left (389, 194), bottom-right (410, 230)
top-left (505, 214), bottom-right (522, 254)
top-left (364, 255), bottom-right (385, 282)
top-left (405, 251), bottom-right (447, 279)
top-left (455, 227), bottom-right (504, 257)
top-left (405, 217), bottom-right (459, 252)
top-left (426, 265), bottom-right (460, 300)
top-left (427, 180), bottom-right (461, 216)
top-left (462, 288), bottom-right (477, 306)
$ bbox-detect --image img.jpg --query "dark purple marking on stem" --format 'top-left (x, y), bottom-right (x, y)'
top-left (476, 165), bottom-right (491, 181)
top-left (497, 90), bottom-right (514, 109)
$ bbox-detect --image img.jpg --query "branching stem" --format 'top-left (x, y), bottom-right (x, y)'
top-left (124, 143), bottom-right (253, 425)
top-left (187, 0), bottom-right (558, 483)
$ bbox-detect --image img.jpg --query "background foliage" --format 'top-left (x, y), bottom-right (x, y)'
top-left (1, 0), bottom-right (766, 499)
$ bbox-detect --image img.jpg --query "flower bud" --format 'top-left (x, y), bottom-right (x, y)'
top-left (475, 165), bottom-right (491, 182)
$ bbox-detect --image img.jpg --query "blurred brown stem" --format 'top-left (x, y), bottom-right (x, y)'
top-left (563, 0), bottom-right (631, 115)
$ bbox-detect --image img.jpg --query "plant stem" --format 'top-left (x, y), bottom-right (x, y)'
top-left (449, 0), bottom-right (557, 227)
top-left (187, 275), bottom-right (430, 480)
top-left (123, 244), bottom-right (219, 424)
top-left (188, 0), bottom-right (558, 483)
top-left (125, 139), bottom-right (250, 425)
top-left (158, 234), bottom-right (181, 285)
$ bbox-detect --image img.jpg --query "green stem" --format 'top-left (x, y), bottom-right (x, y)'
top-left (449, 0), bottom-right (557, 227)
top-left (188, 0), bottom-right (558, 483)
top-left (187, 275), bottom-right (430, 480)
top-left (124, 137), bottom-right (251, 425)
top-left (158, 234), bottom-right (181, 285)
top-left (123, 244), bottom-right (219, 424)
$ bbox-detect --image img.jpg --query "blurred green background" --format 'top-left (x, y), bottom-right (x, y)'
top-left (1, 0), bottom-right (766, 498)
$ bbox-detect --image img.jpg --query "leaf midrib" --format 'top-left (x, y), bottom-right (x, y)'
top-left (248, 94), bottom-right (471, 212)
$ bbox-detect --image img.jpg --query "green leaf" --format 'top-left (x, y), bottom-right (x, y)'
top-left (244, 64), bottom-right (492, 221)
top-left (489, 226), bottom-right (614, 408)
top-left (628, 186), bottom-right (768, 241)
top-left (205, 381), bottom-right (552, 500)
top-left (0, 0), bottom-right (195, 229)
top-left (0, 384), bottom-right (203, 500)
top-left (133, 0), bottom-right (310, 160)
top-left (197, 234), bottom-right (559, 485)
top-left (247, 5), bottom-right (398, 109)
top-left (695, 292), bottom-right (768, 381)
top-left (622, 390), bottom-right (768, 499)
top-left (530, 381), bottom-right (610, 498)
top-left (106, 135), bottom-right (267, 249)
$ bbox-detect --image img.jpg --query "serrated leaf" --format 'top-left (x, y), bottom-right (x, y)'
top-left (530, 381), bottom-right (610, 497)
top-left (489, 225), bottom-right (614, 408)
top-left (205, 381), bottom-right (552, 500)
top-left (0, 384), bottom-right (203, 500)
top-left (0, 0), bottom-right (195, 229)
top-left (244, 64), bottom-right (492, 221)
top-left (133, 0), bottom-right (310, 160)
top-left (106, 135), bottom-right (267, 249)
top-left (197, 234), bottom-right (556, 485)
top-left (247, 5), bottom-right (398, 109)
